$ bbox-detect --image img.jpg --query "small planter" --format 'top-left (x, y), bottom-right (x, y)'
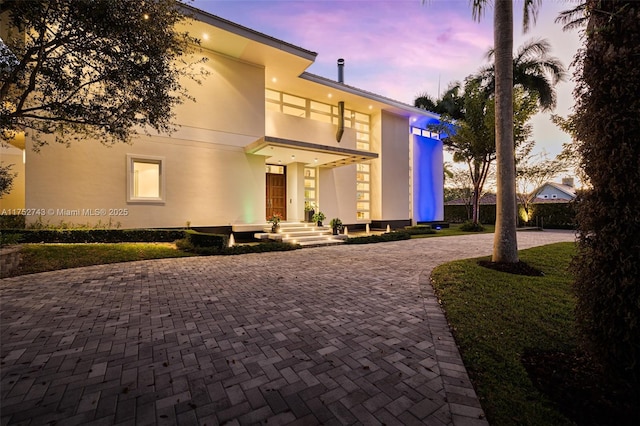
top-left (329, 218), bottom-right (343, 236)
top-left (312, 211), bottom-right (326, 227)
top-left (268, 213), bottom-right (283, 234)
top-left (305, 209), bottom-right (315, 223)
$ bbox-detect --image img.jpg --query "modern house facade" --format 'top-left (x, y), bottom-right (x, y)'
top-left (0, 7), bottom-right (444, 233)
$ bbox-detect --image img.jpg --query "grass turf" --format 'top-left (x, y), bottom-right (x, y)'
top-left (5, 243), bottom-right (195, 277)
top-left (411, 223), bottom-right (495, 238)
top-left (430, 242), bottom-right (577, 426)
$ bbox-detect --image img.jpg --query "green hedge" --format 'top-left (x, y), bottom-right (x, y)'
top-left (0, 215), bottom-right (26, 229)
top-left (185, 229), bottom-right (226, 249)
top-left (446, 202), bottom-right (576, 229)
top-left (345, 231), bottom-right (411, 244)
top-left (528, 202), bottom-right (576, 229)
top-left (444, 204), bottom-right (497, 224)
top-left (1, 228), bottom-right (186, 243)
top-left (403, 225), bottom-right (436, 235)
top-left (176, 238), bottom-right (299, 255)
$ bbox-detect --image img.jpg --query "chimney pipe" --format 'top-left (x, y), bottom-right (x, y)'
top-left (337, 58), bottom-right (344, 83)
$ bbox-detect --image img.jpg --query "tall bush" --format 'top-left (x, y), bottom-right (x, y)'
top-left (572, 0), bottom-right (640, 386)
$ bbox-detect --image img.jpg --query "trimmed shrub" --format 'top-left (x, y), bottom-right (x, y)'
top-left (345, 231), bottom-right (411, 244)
top-left (0, 232), bottom-right (23, 246)
top-left (176, 238), bottom-right (300, 255)
top-left (460, 221), bottom-right (485, 232)
top-left (2, 228), bottom-right (185, 243)
top-left (404, 225), bottom-right (436, 235)
top-left (185, 230), bottom-right (226, 249)
top-left (528, 202), bottom-right (576, 229)
top-left (0, 215), bottom-right (26, 229)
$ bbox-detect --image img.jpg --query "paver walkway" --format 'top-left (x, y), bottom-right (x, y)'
top-left (1, 231), bottom-right (575, 425)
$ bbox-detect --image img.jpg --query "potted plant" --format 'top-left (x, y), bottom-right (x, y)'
top-left (268, 212), bottom-right (282, 233)
top-left (304, 202), bottom-right (315, 223)
top-left (312, 211), bottom-right (325, 226)
top-left (329, 218), bottom-right (343, 235)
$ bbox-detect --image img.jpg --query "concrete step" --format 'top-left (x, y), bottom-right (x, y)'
top-left (281, 234), bottom-right (340, 244)
top-left (263, 226), bottom-right (330, 234)
top-left (297, 239), bottom-right (345, 247)
top-left (255, 221), bottom-right (346, 248)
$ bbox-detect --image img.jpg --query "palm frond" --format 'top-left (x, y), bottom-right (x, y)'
top-left (469, 0), bottom-right (488, 23)
top-left (555, 2), bottom-right (587, 31)
top-left (522, 0), bottom-right (542, 33)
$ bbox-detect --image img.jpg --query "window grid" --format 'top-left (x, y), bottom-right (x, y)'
top-left (304, 167), bottom-right (317, 206)
top-left (356, 163), bottom-right (371, 220)
top-left (266, 89), bottom-right (371, 140)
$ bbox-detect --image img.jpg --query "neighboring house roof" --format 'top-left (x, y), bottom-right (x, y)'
top-left (534, 182), bottom-right (577, 199)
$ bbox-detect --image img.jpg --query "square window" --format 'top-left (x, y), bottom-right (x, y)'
top-left (127, 155), bottom-right (165, 203)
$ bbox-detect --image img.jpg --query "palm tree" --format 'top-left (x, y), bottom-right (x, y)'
top-left (469, 0), bottom-right (541, 263)
top-left (414, 82), bottom-right (465, 120)
top-left (422, 0), bottom-right (542, 262)
top-left (473, 38), bottom-right (567, 111)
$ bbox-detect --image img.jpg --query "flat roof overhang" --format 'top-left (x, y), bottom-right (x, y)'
top-left (246, 136), bottom-right (378, 168)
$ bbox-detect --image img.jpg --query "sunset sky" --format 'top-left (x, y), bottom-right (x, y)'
top-left (192, 0), bottom-right (583, 158)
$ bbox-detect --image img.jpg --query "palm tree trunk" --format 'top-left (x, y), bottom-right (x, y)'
top-left (472, 188), bottom-right (480, 224)
top-left (492, 0), bottom-right (519, 263)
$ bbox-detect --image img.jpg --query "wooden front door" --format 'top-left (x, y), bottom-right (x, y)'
top-left (266, 172), bottom-right (286, 220)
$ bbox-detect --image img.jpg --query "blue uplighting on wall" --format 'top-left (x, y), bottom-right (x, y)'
top-left (413, 135), bottom-right (444, 222)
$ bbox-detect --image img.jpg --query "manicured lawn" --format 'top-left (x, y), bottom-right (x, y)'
top-left (412, 223), bottom-right (495, 237)
top-left (430, 242), bottom-right (577, 425)
top-left (5, 243), bottom-right (195, 277)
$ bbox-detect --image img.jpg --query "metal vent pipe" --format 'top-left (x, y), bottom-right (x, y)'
top-left (337, 58), bottom-right (345, 83)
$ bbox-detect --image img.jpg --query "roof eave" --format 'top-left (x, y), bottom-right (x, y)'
top-left (180, 3), bottom-right (318, 62)
top-left (300, 72), bottom-right (440, 120)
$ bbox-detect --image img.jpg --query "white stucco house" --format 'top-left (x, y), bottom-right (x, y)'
top-left (0, 6), bottom-right (445, 236)
top-left (533, 178), bottom-right (577, 202)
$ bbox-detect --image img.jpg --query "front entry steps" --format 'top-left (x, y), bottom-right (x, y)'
top-left (254, 222), bottom-right (347, 247)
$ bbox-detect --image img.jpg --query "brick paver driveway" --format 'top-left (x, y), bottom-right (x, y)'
top-left (1, 231), bottom-right (575, 425)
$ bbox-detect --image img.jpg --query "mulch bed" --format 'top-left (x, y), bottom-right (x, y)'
top-left (477, 260), bottom-right (545, 276)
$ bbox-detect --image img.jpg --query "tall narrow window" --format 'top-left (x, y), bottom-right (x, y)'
top-left (304, 167), bottom-right (317, 206)
top-left (127, 155), bottom-right (165, 203)
top-left (356, 163), bottom-right (370, 220)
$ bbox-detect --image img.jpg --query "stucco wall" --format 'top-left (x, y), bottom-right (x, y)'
top-left (25, 136), bottom-right (266, 228)
top-left (23, 51), bottom-right (268, 229)
top-left (0, 146), bottom-right (25, 211)
top-left (364, 110), bottom-right (412, 221)
top-left (412, 135), bottom-right (444, 222)
top-left (318, 165), bottom-right (357, 224)
top-left (380, 111), bottom-right (410, 220)
top-left (266, 111), bottom-right (357, 149)
top-left (174, 51), bottom-right (265, 138)
top-left (286, 163), bottom-right (305, 222)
